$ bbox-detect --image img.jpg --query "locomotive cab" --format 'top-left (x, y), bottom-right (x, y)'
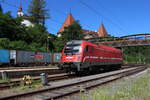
top-left (60, 40), bottom-right (83, 72)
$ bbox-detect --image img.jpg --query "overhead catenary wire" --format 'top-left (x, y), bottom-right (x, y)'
top-left (1, 0), bottom-right (103, 34)
top-left (78, 0), bottom-right (128, 34)
top-left (95, 0), bottom-right (128, 33)
top-left (0, 0), bottom-right (19, 9)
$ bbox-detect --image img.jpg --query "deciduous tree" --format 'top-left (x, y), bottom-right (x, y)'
top-left (61, 21), bottom-right (84, 42)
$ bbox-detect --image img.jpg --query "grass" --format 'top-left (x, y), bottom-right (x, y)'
top-left (13, 80), bottom-right (44, 91)
top-left (0, 78), bottom-right (11, 83)
top-left (146, 65), bottom-right (150, 68)
top-left (80, 69), bottom-right (150, 100)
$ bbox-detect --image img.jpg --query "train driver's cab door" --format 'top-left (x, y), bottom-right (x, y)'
top-left (84, 45), bottom-right (89, 55)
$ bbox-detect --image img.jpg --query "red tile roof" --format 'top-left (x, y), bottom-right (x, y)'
top-left (82, 29), bottom-right (97, 34)
top-left (58, 13), bottom-right (75, 32)
top-left (58, 13), bottom-right (108, 38)
top-left (97, 24), bottom-right (108, 37)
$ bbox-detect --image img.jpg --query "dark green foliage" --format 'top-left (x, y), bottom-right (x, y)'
top-left (28, 0), bottom-right (49, 25)
top-left (123, 46), bottom-right (150, 64)
top-left (0, 12), bottom-right (53, 52)
top-left (9, 40), bottom-right (29, 50)
top-left (27, 24), bottom-right (47, 44)
top-left (0, 4), bottom-right (3, 13)
top-left (0, 38), bottom-right (10, 49)
top-left (54, 21), bottom-right (84, 52)
top-left (61, 21), bottom-right (84, 42)
top-left (53, 37), bottom-right (66, 52)
top-left (47, 34), bottom-right (55, 52)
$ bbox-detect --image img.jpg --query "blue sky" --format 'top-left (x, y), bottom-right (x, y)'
top-left (0, 0), bottom-right (150, 37)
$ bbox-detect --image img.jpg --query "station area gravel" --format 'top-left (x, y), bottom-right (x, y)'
top-left (56, 68), bottom-right (149, 100)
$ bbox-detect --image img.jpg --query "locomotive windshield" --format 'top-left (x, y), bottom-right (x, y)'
top-left (64, 40), bottom-right (82, 55)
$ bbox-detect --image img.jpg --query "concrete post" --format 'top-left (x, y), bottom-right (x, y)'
top-left (40, 73), bottom-right (48, 86)
top-left (1, 71), bottom-right (8, 80)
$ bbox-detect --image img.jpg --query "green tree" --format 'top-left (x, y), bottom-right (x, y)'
top-left (61, 21), bottom-right (84, 42)
top-left (28, 0), bottom-right (49, 25)
top-left (53, 21), bottom-right (84, 52)
top-left (0, 12), bottom-right (27, 41)
top-left (53, 37), bottom-right (65, 52)
top-left (0, 38), bottom-right (10, 49)
top-left (0, 11), bottom-right (54, 52)
top-left (9, 40), bottom-right (29, 50)
top-left (27, 24), bottom-right (47, 44)
top-left (0, 4), bottom-right (3, 13)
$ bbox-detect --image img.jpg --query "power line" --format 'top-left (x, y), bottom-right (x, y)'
top-left (52, 9), bottom-right (67, 17)
top-left (50, 18), bottom-right (63, 25)
top-left (78, 0), bottom-right (128, 33)
top-left (0, 0), bottom-right (19, 9)
top-left (95, 0), bottom-right (128, 33)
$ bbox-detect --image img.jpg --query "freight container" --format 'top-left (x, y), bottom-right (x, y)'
top-left (53, 53), bottom-right (61, 63)
top-left (0, 49), bottom-right (10, 64)
top-left (10, 50), bottom-right (16, 64)
top-left (10, 50), bottom-right (52, 65)
top-left (34, 52), bottom-right (52, 63)
top-left (17, 50), bottom-right (35, 64)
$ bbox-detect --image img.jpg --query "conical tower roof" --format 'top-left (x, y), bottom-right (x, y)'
top-left (58, 13), bottom-right (75, 32)
top-left (97, 24), bottom-right (108, 37)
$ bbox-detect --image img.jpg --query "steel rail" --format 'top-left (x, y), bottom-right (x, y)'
top-left (0, 64), bottom-right (143, 90)
top-left (0, 73), bottom-right (69, 90)
top-left (0, 66), bottom-right (146, 100)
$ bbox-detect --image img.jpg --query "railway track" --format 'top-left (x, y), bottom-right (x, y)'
top-left (0, 64), bottom-right (145, 90)
top-left (0, 64), bottom-right (143, 90)
top-left (0, 73), bottom-right (73, 90)
top-left (121, 64), bottom-right (147, 69)
top-left (0, 66), bottom-right (58, 70)
top-left (0, 66), bottom-right (146, 100)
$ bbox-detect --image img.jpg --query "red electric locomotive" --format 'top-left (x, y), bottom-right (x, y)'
top-left (59, 40), bottom-right (123, 74)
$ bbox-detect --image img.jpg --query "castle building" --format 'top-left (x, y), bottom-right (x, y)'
top-left (58, 13), bottom-right (108, 39)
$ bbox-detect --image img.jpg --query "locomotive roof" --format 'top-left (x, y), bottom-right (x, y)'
top-left (66, 40), bottom-right (122, 53)
top-left (66, 40), bottom-right (83, 45)
top-left (83, 40), bottom-right (122, 53)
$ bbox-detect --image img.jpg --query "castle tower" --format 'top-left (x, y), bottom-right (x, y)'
top-left (58, 13), bottom-right (75, 33)
top-left (17, 0), bottom-right (24, 17)
top-left (97, 24), bottom-right (108, 37)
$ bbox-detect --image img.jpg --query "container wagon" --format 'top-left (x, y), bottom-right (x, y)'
top-left (53, 53), bottom-right (61, 63)
top-left (10, 50), bottom-right (52, 66)
top-left (0, 49), bottom-right (10, 65)
top-left (0, 49), bottom-right (61, 66)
